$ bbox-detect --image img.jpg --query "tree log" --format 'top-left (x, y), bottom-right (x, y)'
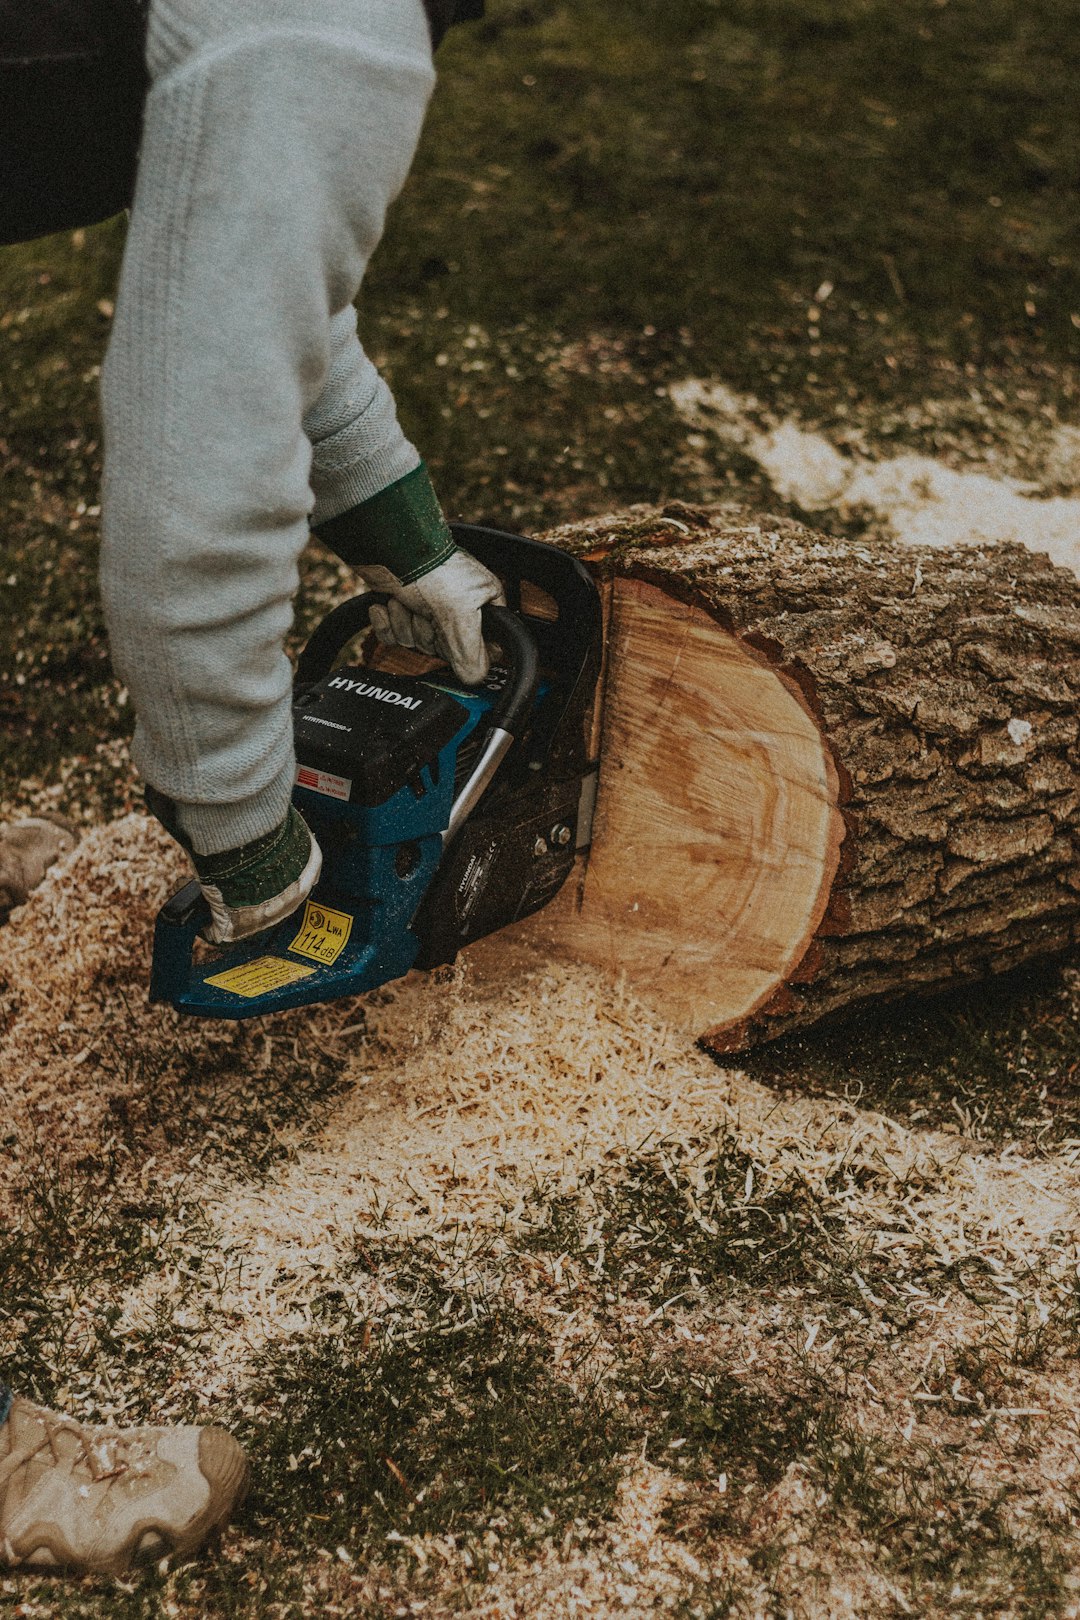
top-left (496, 502), bottom-right (1080, 1051)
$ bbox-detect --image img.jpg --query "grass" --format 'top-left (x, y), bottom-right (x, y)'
top-left (819, 1429), bottom-right (1071, 1616)
top-left (0, 1150), bottom-right (212, 1409)
top-left (241, 1255), bottom-right (628, 1559)
top-left (524, 1135), bottom-right (856, 1308)
top-left (745, 957), bottom-right (1080, 1152)
top-left (627, 1338), bottom-right (1073, 1614)
top-left (5, 1130), bottom-right (1080, 1616)
top-left (637, 1351), bottom-right (823, 1506)
top-left (0, 1005), bottom-right (353, 1412)
top-left (3, 0), bottom-right (1080, 817)
top-left (88, 1004), bottom-right (353, 1179)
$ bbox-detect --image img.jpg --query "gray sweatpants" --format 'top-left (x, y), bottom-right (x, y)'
top-left (100, 0), bottom-right (436, 854)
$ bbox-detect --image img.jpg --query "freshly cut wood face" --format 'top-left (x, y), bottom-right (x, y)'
top-left (471, 507), bottom-right (1080, 1045)
top-left (563, 578), bottom-right (844, 1037)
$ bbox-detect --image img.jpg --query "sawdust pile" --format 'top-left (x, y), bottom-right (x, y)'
top-left (7, 817), bottom-right (1080, 1615)
top-left (0, 815), bottom-right (191, 1209)
top-left (6, 817), bottom-right (1078, 1377)
top-left (148, 1004), bottom-right (1079, 1404)
top-left (117, 878), bottom-right (1080, 1405)
top-left (671, 377), bottom-right (1080, 578)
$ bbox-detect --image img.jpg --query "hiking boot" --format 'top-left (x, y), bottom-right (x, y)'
top-left (0, 1396), bottom-right (249, 1576)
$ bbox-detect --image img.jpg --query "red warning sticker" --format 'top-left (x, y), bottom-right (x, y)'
top-left (295, 765), bottom-right (351, 801)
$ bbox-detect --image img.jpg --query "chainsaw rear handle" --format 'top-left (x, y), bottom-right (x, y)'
top-left (294, 595), bottom-right (540, 740)
top-left (149, 877), bottom-right (209, 1005)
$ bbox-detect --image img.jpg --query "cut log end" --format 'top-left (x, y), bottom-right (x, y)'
top-left (480, 504), bottom-right (1080, 1051)
top-left (571, 577), bottom-right (845, 1039)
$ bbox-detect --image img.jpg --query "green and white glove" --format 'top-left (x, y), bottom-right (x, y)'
top-left (314, 463), bottom-right (505, 687)
top-left (146, 790), bottom-right (321, 945)
top-left (190, 805), bottom-right (321, 944)
top-left (356, 550), bottom-right (505, 686)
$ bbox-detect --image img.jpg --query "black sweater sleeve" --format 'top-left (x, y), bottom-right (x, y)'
top-left (422, 0), bottom-right (486, 50)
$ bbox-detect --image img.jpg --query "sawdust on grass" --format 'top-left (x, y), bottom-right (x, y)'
top-left (5, 817), bottom-right (1080, 1616)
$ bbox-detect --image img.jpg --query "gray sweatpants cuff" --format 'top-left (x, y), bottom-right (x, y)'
top-left (174, 759), bottom-right (296, 854)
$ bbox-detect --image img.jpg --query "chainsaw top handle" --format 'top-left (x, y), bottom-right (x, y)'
top-left (294, 595), bottom-right (540, 741)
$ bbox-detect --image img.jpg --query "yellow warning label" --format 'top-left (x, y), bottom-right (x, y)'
top-left (205, 955), bottom-right (316, 999)
top-left (288, 900), bottom-right (354, 966)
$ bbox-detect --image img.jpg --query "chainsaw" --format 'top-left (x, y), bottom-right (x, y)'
top-left (150, 526), bottom-right (602, 1019)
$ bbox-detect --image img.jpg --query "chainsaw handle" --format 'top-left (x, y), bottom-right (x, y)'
top-left (293, 591), bottom-right (391, 693)
top-left (294, 596), bottom-right (539, 739)
top-left (480, 604), bottom-right (539, 739)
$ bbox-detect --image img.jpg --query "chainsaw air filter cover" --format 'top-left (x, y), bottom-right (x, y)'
top-left (294, 668), bottom-right (469, 807)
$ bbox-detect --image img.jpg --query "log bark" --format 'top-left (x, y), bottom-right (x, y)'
top-left (501, 501), bottom-right (1080, 1051)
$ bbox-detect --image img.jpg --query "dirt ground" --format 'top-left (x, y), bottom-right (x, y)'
top-left (2, 0), bottom-right (1080, 1615)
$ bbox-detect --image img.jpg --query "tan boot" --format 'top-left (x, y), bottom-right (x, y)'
top-left (0, 1396), bottom-right (249, 1576)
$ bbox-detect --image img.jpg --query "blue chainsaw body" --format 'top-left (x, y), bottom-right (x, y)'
top-left (150, 527), bottom-right (602, 1021)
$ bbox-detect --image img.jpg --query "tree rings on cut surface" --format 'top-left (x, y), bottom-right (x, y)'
top-left (572, 577), bottom-right (843, 1040)
top-left (493, 503), bottom-right (1080, 1050)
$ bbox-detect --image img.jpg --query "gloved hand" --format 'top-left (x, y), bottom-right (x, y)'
top-left (313, 463), bottom-right (507, 686)
top-left (354, 547), bottom-right (506, 686)
top-left (145, 789), bottom-right (321, 945)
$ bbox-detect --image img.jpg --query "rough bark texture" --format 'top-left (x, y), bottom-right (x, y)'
top-left (542, 501), bottom-right (1080, 1049)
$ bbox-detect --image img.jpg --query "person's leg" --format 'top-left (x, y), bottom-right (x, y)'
top-left (100, 0), bottom-right (435, 856)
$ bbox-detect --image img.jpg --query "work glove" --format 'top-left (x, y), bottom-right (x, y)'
top-left (145, 789), bottom-right (321, 945)
top-left (313, 462), bottom-right (505, 687)
top-left (353, 549), bottom-right (505, 687)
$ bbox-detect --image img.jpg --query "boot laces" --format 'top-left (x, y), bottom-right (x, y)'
top-left (0, 1406), bottom-right (153, 1504)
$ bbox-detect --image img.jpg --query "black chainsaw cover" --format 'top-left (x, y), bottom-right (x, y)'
top-left (294, 667), bottom-right (469, 806)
